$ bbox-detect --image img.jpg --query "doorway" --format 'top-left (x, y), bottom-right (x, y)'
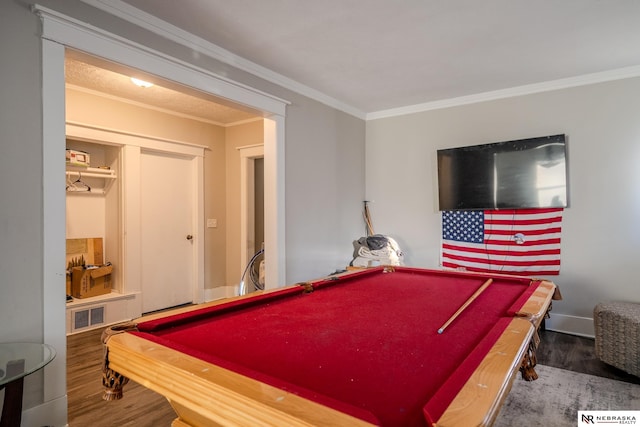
top-left (38, 7), bottom-right (287, 421)
top-left (239, 144), bottom-right (265, 287)
top-left (64, 49), bottom-right (279, 302)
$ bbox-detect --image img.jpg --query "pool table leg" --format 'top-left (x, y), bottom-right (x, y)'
top-left (101, 344), bottom-right (132, 400)
top-left (101, 323), bottom-right (136, 400)
top-left (520, 331), bottom-right (540, 381)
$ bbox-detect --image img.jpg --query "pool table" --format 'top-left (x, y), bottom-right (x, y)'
top-left (102, 266), bottom-right (558, 427)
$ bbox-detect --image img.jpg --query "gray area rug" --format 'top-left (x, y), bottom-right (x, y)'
top-left (494, 365), bottom-right (640, 426)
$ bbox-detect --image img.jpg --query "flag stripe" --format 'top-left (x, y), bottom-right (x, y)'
top-left (441, 261), bottom-right (561, 276)
top-left (486, 217), bottom-right (562, 226)
top-left (442, 252), bottom-right (561, 266)
top-left (442, 244), bottom-right (560, 256)
top-left (486, 227), bottom-right (562, 236)
top-left (484, 238), bottom-right (561, 246)
top-left (441, 208), bottom-right (563, 276)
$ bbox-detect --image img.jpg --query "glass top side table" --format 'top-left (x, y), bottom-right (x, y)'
top-left (0, 343), bottom-right (56, 427)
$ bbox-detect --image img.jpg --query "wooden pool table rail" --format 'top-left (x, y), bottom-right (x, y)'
top-left (434, 317), bottom-right (534, 427)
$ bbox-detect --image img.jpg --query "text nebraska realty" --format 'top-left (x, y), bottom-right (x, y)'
top-left (583, 414), bottom-right (637, 425)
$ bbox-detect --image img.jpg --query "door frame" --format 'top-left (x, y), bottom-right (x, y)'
top-left (238, 144), bottom-right (265, 283)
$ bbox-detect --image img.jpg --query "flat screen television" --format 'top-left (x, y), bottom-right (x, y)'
top-left (437, 134), bottom-right (567, 211)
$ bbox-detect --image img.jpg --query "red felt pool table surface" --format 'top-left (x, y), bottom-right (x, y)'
top-left (103, 266), bottom-right (558, 427)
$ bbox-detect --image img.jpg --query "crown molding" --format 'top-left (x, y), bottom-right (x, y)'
top-left (79, 0), bottom-right (367, 120)
top-left (367, 65), bottom-right (640, 120)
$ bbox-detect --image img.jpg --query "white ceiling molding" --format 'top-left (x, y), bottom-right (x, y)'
top-left (80, 0), bottom-right (367, 120)
top-left (367, 64), bottom-right (640, 120)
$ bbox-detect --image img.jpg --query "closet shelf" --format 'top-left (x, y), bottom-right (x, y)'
top-left (65, 166), bottom-right (117, 179)
top-left (66, 165), bottom-right (117, 194)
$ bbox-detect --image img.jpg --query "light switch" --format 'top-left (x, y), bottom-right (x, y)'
top-left (207, 218), bottom-right (217, 228)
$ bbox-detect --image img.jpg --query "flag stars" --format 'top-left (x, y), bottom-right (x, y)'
top-left (442, 211), bottom-right (485, 243)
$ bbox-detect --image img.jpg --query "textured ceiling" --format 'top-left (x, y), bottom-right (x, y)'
top-left (65, 51), bottom-right (259, 126)
top-left (111, 0), bottom-right (640, 115)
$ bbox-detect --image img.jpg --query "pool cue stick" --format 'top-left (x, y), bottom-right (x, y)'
top-left (437, 278), bottom-right (493, 334)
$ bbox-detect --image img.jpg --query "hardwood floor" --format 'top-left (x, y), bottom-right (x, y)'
top-left (67, 328), bottom-right (175, 426)
top-left (66, 328), bottom-right (639, 426)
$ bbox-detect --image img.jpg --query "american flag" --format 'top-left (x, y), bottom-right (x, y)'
top-left (441, 208), bottom-right (563, 276)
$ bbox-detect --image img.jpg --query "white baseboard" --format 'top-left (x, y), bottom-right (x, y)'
top-left (21, 394), bottom-right (68, 427)
top-left (545, 312), bottom-right (595, 338)
top-left (204, 285), bottom-right (238, 302)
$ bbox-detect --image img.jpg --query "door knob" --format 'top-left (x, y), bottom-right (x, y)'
top-left (186, 234), bottom-right (193, 240)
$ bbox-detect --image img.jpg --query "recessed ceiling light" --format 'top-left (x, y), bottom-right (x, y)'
top-left (130, 77), bottom-right (153, 88)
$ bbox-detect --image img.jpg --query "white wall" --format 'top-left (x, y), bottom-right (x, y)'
top-left (0, 1), bottom-right (67, 424)
top-left (285, 100), bottom-right (367, 280)
top-left (366, 76), bottom-right (640, 337)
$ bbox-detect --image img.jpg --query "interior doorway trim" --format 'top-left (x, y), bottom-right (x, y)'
top-left (238, 144), bottom-right (264, 290)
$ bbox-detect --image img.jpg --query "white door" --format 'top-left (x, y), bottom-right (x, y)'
top-left (140, 150), bottom-right (194, 313)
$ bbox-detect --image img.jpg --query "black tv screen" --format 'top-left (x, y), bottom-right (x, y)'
top-left (437, 134), bottom-right (567, 211)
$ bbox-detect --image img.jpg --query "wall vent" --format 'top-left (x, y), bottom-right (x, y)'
top-left (91, 306), bottom-right (105, 324)
top-left (72, 305), bottom-right (106, 332)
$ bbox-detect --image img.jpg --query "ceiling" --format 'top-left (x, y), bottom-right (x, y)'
top-left (77, 0), bottom-right (640, 120)
top-left (65, 51), bottom-right (259, 125)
